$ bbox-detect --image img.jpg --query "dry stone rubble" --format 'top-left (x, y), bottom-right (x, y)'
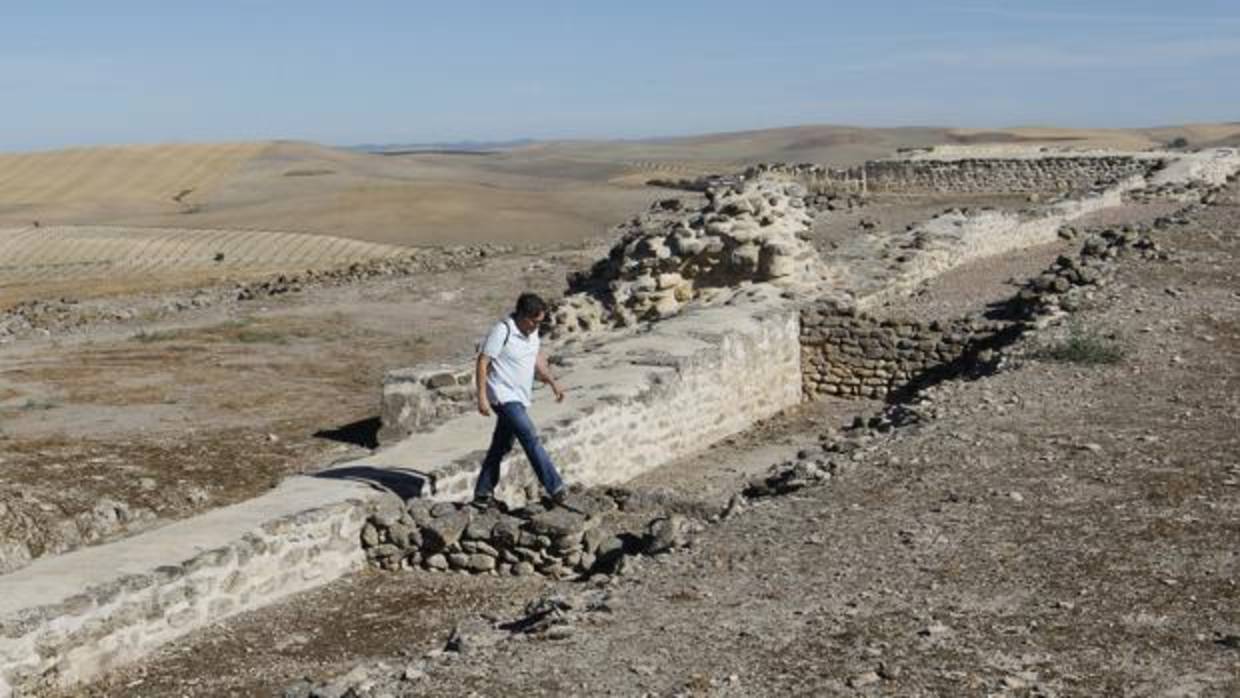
top-left (360, 486), bottom-right (705, 580)
top-left (548, 177), bottom-right (824, 337)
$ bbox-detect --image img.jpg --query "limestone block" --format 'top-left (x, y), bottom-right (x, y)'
top-left (419, 511), bottom-right (470, 553)
top-left (656, 272), bottom-right (684, 290)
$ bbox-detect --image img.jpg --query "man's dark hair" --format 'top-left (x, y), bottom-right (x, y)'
top-left (514, 292), bottom-right (548, 319)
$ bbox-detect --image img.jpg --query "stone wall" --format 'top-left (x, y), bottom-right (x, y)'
top-left (860, 157), bottom-right (1158, 194)
top-left (799, 301), bottom-right (1011, 400)
top-left (854, 185), bottom-right (1130, 309)
top-left (0, 494), bottom-right (370, 697)
top-left (411, 303), bottom-right (804, 503)
top-left (799, 226), bottom-right (1167, 401)
top-left (746, 154), bottom-right (1166, 196)
top-left (379, 366), bottom-right (475, 443)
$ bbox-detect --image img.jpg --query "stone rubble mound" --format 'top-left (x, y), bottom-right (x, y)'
top-left (1010, 227), bottom-right (1167, 319)
top-left (548, 177), bottom-right (825, 337)
top-left (743, 455), bottom-right (835, 499)
top-left (361, 487), bottom-right (706, 579)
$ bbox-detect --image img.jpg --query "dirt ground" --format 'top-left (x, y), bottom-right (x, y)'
top-left (44, 182), bottom-right (1240, 696)
top-left (0, 246), bottom-right (594, 569)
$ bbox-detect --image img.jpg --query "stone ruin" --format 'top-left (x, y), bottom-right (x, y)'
top-left (379, 148), bottom-right (1238, 441)
top-left (360, 218), bottom-right (1176, 583)
top-left (376, 366), bottom-right (475, 441)
top-left (361, 486), bottom-right (704, 579)
top-left (798, 225), bottom-right (1170, 400)
top-left (379, 174), bottom-right (826, 442)
top-left (547, 177), bottom-right (824, 337)
top-left (745, 146), bottom-right (1240, 201)
top-left (6, 145), bottom-right (1239, 698)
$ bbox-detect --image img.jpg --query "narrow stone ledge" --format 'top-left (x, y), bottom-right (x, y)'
top-left (0, 480), bottom-right (378, 697)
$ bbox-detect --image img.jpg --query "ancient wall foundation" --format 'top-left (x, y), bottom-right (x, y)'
top-left (744, 150), bottom-right (1240, 197)
top-left (798, 226), bottom-right (1168, 401)
top-left (382, 301), bottom-right (804, 503)
top-left (858, 156), bottom-right (1158, 194)
top-left (379, 366), bottom-right (475, 442)
top-left (0, 296), bottom-right (802, 696)
top-left (0, 486), bottom-right (372, 697)
top-left (799, 302), bottom-right (1011, 400)
top-left (746, 157), bottom-right (1162, 195)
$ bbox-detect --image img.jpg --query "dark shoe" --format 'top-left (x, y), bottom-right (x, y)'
top-left (469, 495), bottom-right (494, 511)
top-left (549, 488), bottom-right (568, 507)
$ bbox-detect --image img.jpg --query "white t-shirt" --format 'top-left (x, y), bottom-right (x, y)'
top-left (480, 317), bottom-right (539, 406)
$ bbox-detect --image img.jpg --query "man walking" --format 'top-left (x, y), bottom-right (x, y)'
top-left (473, 292), bottom-right (568, 507)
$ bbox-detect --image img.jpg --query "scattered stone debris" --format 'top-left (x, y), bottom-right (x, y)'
top-left (0, 244), bottom-right (508, 342)
top-left (282, 589), bottom-right (616, 698)
top-left (1008, 226), bottom-right (1169, 319)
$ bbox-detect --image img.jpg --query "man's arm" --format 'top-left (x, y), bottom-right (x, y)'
top-left (535, 351), bottom-right (566, 402)
top-left (475, 354), bottom-right (492, 416)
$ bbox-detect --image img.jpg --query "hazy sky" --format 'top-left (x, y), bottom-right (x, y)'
top-left (3, 1), bottom-right (1238, 151)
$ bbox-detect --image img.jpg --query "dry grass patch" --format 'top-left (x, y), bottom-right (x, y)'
top-left (1036, 323), bottom-right (1128, 365)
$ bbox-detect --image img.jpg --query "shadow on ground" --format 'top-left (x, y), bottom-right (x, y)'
top-left (314, 416), bottom-right (381, 449)
top-left (312, 465), bottom-right (430, 499)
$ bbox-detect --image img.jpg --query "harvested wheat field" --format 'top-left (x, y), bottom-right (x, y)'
top-left (0, 143), bottom-right (265, 220)
top-left (0, 225), bottom-right (407, 305)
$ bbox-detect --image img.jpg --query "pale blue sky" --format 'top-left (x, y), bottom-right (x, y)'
top-left (3, 1), bottom-right (1238, 151)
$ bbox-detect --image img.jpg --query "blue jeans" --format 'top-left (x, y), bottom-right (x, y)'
top-left (475, 402), bottom-right (565, 499)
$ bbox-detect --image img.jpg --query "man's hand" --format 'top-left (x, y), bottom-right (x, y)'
top-left (535, 351), bottom-right (565, 402)
top-left (477, 394), bottom-right (492, 417)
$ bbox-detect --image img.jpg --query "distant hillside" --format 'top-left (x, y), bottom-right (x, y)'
top-left (346, 138), bottom-right (539, 154)
top-left (3, 123), bottom-right (1236, 250)
top-left (0, 142), bottom-right (269, 222)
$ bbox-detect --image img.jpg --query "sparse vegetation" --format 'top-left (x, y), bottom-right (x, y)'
top-left (18, 397), bottom-right (58, 411)
top-left (133, 329), bottom-right (185, 343)
top-left (236, 329), bottom-right (291, 344)
top-left (131, 318), bottom-right (315, 346)
top-left (1037, 323), bottom-right (1127, 364)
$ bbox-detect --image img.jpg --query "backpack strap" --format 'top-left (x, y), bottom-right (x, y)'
top-left (477, 318), bottom-right (514, 355)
